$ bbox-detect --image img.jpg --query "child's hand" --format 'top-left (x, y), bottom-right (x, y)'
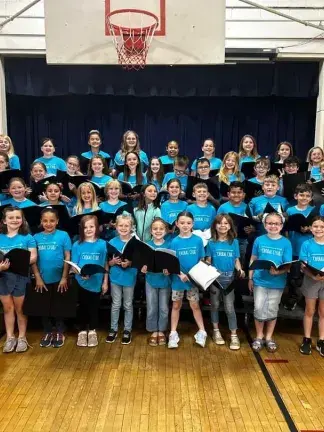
top-left (278, 168), bottom-right (285, 178)
top-left (68, 182), bottom-right (76, 191)
top-left (269, 266), bottom-right (280, 275)
top-left (61, 195), bottom-right (71, 203)
top-left (238, 269), bottom-right (245, 279)
top-left (101, 282), bottom-right (109, 294)
top-left (81, 275), bottom-right (90, 280)
top-left (248, 279), bottom-right (254, 293)
top-left (109, 255), bottom-right (122, 266)
top-left (179, 272), bottom-right (189, 282)
top-left (141, 265), bottom-right (148, 274)
top-left (163, 269), bottom-right (170, 276)
top-left (121, 259), bottom-right (131, 268)
top-left (39, 193), bottom-right (47, 203)
top-left (35, 278), bottom-right (48, 293)
top-left (0, 259), bottom-right (10, 272)
top-left (25, 187), bottom-right (32, 196)
top-left (58, 277), bottom-right (68, 293)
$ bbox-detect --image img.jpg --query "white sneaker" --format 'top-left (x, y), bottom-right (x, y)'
top-left (88, 330), bottom-right (98, 347)
top-left (212, 329), bottom-right (225, 345)
top-left (77, 331), bottom-right (88, 347)
top-left (194, 330), bottom-right (207, 348)
top-left (168, 331), bottom-right (180, 349)
top-left (230, 334), bottom-right (240, 350)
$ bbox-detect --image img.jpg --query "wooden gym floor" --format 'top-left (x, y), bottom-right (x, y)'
top-left (0, 319), bottom-right (323, 432)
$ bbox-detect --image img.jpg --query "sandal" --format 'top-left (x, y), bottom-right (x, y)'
top-left (158, 334), bottom-right (166, 346)
top-left (149, 335), bottom-right (158, 347)
top-left (252, 338), bottom-right (264, 352)
top-left (265, 339), bottom-right (278, 353)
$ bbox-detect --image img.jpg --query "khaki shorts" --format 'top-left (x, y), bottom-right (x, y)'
top-left (172, 286), bottom-right (200, 303)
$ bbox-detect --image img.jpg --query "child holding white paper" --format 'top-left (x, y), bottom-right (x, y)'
top-left (206, 214), bottom-right (244, 350)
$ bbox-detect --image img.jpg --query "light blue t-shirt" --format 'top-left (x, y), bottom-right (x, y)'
top-left (161, 200), bottom-right (188, 225)
top-left (117, 172), bottom-right (147, 188)
top-left (252, 234), bottom-right (292, 289)
top-left (310, 166), bottom-right (321, 181)
top-left (81, 150), bottom-right (112, 167)
top-left (146, 239), bottom-right (171, 289)
top-left (239, 155), bottom-right (258, 166)
top-left (34, 230), bottom-right (72, 284)
top-left (40, 200), bottom-right (65, 207)
top-left (286, 205), bottom-right (314, 257)
top-left (9, 154), bottom-right (21, 170)
top-left (249, 194), bottom-right (289, 216)
top-left (100, 200), bottom-right (127, 213)
top-left (217, 201), bottom-right (247, 216)
top-left (0, 233), bottom-right (36, 254)
top-left (228, 173), bottom-right (245, 183)
top-left (71, 239), bottom-right (107, 292)
top-left (34, 156), bottom-right (67, 175)
top-left (299, 238), bottom-right (324, 269)
top-left (249, 177), bottom-right (263, 185)
top-left (170, 234), bottom-right (205, 291)
top-left (108, 236), bottom-right (137, 287)
top-left (159, 155), bottom-right (175, 165)
top-left (114, 150), bottom-right (149, 169)
top-left (162, 172), bottom-right (188, 191)
top-left (206, 239), bottom-right (240, 273)
top-left (71, 206), bottom-right (98, 217)
top-left (319, 204), bottom-right (324, 217)
top-left (191, 157), bottom-right (222, 172)
top-left (187, 203), bottom-right (216, 230)
top-left (2, 197), bottom-right (36, 208)
top-left (91, 175), bottom-right (113, 186)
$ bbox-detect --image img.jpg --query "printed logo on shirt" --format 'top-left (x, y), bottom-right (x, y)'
top-left (177, 247), bottom-right (198, 256)
top-left (310, 253), bottom-right (324, 263)
top-left (38, 242), bottom-right (59, 251)
top-left (213, 248), bottom-right (235, 258)
top-left (260, 245), bottom-right (283, 257)
top-left (0, 243), bottom-right (25, 254)
top-left (81, 252), bottom-right (101, 261)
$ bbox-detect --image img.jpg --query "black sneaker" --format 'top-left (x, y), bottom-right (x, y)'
top-left (52, 333), bottom-right (65, 348)
top-left (121, 330), bottom-right (132, 345)
top-left (40, 332), bottom-right (53, 348)
top-left (316, 339), bottom-right (324, 357)
top-left (105, 330), bottom-right (117, 343)
top-left (300, 337), bottom-right (312, 355)
top-left (284, 297), bottom-right (297, 311)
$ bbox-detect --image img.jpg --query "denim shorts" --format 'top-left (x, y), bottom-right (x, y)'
top-left (0, 272), bottom-right (29, 297)
top-left (172, 286), bottom-right (199, 303)
top-left (301, 275), bottom-right (324, 300)
top-left (253, 286), bottom-right (283, 322)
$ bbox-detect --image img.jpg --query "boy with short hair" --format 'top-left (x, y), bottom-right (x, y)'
top-left (187, 183), bottom-right (216, 231)
top-left (196, 158), bottom-right (211, 180)
top-left (249, 157), bottom-right (270, 185)
top-left (285, 183), bottom-right (316, 310)
top-left (162, 155), bottom-right (189, 192)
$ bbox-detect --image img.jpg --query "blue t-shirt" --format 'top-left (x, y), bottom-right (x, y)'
top-left (34, 156), bottom-right (67, 175)
top-left (187, 203), bottom-right (216, 230)
top-left (108, 236), bottom-right (137, 286)
top-left (114, 150), bottom-right (149, 169)
top-left (299, 238), bottom-right (324, 269)
top-left (249, 194), bottom-right (289, 216)
top-left (239, 155), bottom-right (258, 166)
top-left (2, 197), bottom-right (36, 208)
top-left (100, 200), bottom-right (127, 213)
top-left (159, 155), bottom-right (175, 165)
top-left (71, 239), bottom-right (107, 292)
top-left (71, 206), bottom-right (98, 217)
top-left (162, 172), bottom-right (188, 191)
top-left (217, 201), bottom-right (247, 216)
top-left (170, 234), bottom-right (205, 291)
top-left (286, 205), bottom-right (314, 257)
top-left (310, 166), bottom-right (321, 181)
top-left (34, 230), bottom-right (72, 284)
top-left (161, 200), bottom-right (188, 225)
top-left (191, 157), bottom-right (222, 172)
top-left (249, 177), bottom-right (263, 185)
top-left (9, 154), bottom-right (21, 169)
top-left (0, 233), bottom-right (36, 254)
top-left (40, 200), bottom-right (65, 207)
top-left (252, 235), bottom-right (292, 289)
top-left (206, 239), bottom-right (240, 272)
top-left (81, 150), bottom-right (112, 167)
top-left (117, 172), bottom-right (147, 188)
top-left (91, 175), bottom-right (113, 186)
top-left (228, 173), bottom-right (245, 183)
top-left (319, 204), bottom-right (324, 217)
top-left (146, 239), bottom-right (171, 289)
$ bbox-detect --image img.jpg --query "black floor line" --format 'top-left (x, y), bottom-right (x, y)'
top-left (243, 324), bottom-right (299, 432)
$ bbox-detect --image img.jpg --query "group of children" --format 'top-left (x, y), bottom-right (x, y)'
top-left (0, 131), bottom-right (323, 359)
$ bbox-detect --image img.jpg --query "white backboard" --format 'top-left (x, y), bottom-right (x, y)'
top-left (44, 0), bottom-right (225, 65)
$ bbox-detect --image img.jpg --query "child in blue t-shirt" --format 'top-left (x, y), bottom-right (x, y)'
top-left (206, 214), bottom-right (245, 350)
top-left (113, 130), bottom-right (149, 173)
top-left (117, 151), bottom-right (147, 203)
top-left (159, 140), bottom-right (179, 168)
top-left (88, 155), bottom-right (112, 187)
top-left (169, 211), bottom-right (207, 349)
top-left (249, 212), bottom-right (292, 353)
top-left (190, 139), bottom-right (222, 176)
top-left (71, 215), bottom-right (108, 347)
top-left (106, 214), bottom-right (137, 345)
top-left (0, 134), bottom-right (21, 169)
top-left (284, 184), bottom-right (316, 310)
top-left (30, 208), bottom-right (72, 348)
top-left (39, 181), bottom-right (70, 207)
top-left (161, 178), bottom-right (187, 238)
top-left (2, 177), bottom-right (36, 208)
top-left (248, 157), bottom-right (270, 185)
top-left (146, 157), bottom-right (164, 191)
top-left (0, 207), bottom-right (37, 353)
top-left (238, 134), bottom-right (260, 166)
top-left (141, 218), bottom-right (171, 346)
top-left (162, 155), bottom-right (189, 192)
top-left (187, 183), bottom-right (216, 231)
top-left (80, 129), bottom-right (112, 172)
top-left (299, 216), bottom-right (324, 357)
top-left (307, 146), bottom-right (324, 181)
top-left (34, 138), bottom-right (67, 175)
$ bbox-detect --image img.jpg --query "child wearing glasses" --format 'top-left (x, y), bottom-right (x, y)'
top-left (162, 155), bottom-right (189, 192)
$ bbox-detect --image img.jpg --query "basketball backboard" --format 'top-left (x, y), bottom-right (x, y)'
top-left (44, 0), bottom-right (225, 66)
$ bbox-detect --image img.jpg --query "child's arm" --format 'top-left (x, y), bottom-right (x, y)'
top-left (248, 254), bottom-right (257, 292)
top-left (101, 261), bottom-right (109, 294)
top-left (31, 263), bottom-right (47, 292)
top-left (0, 259), bottom-right (10, 272)
top-left (29, 247), bottom-right (37, 265)
top-left (58, 250), bottom-right (71, 292)
top-left (235, 258), bottom-right (245, 278)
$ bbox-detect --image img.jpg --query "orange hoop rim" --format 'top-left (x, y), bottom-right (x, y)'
top-left (106, 8), bottom-right (159, 34)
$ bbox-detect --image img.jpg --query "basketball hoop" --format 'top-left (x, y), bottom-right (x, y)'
top-left (106, 9), bottom-right (159, 70)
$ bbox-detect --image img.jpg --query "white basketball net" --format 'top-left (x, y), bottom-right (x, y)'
top-left (106, 9), bottom-right (159, 71)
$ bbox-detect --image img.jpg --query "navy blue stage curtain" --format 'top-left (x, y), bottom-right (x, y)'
top-left (4, 58), bottom-right (318, 174)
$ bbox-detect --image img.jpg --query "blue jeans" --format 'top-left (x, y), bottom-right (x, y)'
top-left (110, 283), bottom-right (134, 332)
top-left (210, 273), bottom-right (237, 331)
top-left (145, 282), bottom-right (170, 332)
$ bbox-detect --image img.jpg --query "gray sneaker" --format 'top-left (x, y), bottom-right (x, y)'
top-left (88, 330), bottom-right (98, 347)
top-left (16, 337), bottom-right (29, 353)
top-left (3, 337), bottom-right (17, 353)
top-left (77, 331), bottom-right (88, 347)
